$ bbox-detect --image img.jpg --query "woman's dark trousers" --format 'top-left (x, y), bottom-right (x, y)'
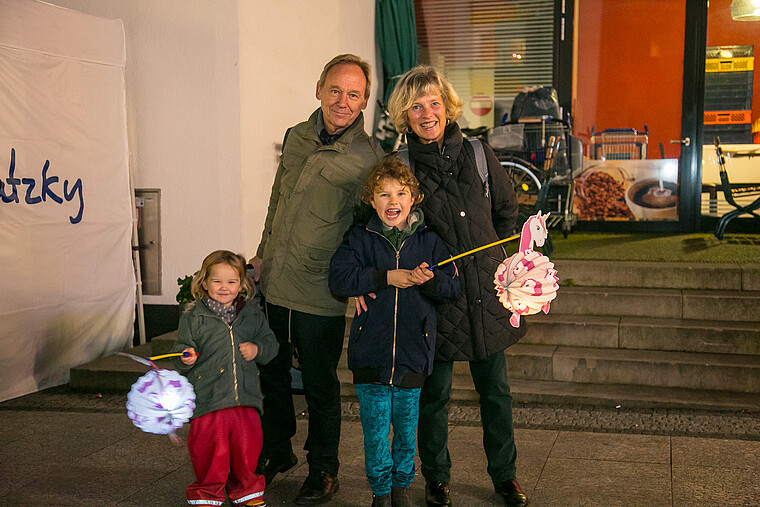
top-left (418, 352), bottom-right (517, 485)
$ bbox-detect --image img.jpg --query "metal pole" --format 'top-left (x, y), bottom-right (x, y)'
top-left (129, 175), bottom-right (146, 346)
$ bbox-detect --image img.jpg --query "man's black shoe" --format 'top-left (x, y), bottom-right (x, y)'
top-left (425, 481), bottom-right (452, 506)
top-left (256, 452), bottom-right (298, 485)
top-left (294, 470), bottom-right (339, 505)
top-left (495, 479), bottom-right (528, 506)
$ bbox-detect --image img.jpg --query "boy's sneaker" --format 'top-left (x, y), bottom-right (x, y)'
top-left (391, 486), bottom-right (412, 507)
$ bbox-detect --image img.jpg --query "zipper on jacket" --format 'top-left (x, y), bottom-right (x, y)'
top-left (227, 323), bottom-right (240, 405)
top-left (366, 228), bottom-right (408, 385)
top-left (390, 249), bottom-right (400, 385)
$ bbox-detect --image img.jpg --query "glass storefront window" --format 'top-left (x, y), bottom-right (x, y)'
top-left (415, 0), bottom-right (555, 128)
top-left (701, 0), bottom-right (760, 224)
top-left (573, 0), bottom-right (686, 223)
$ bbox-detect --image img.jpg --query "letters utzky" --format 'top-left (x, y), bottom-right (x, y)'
top-left (1, 148), bottom-right (84, 224)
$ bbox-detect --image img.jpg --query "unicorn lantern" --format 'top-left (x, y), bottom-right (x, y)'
top-left (494, 212), bottom-right (559, 327)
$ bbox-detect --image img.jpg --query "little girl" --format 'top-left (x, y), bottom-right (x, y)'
top-left (171, 250), bottom-right (278, 507)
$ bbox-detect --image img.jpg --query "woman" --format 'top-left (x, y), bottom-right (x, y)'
top-left (387, 65), bottom-right (528, 507)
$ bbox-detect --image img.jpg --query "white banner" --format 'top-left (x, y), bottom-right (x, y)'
top-left (0, 0), bottom-right (135, 401)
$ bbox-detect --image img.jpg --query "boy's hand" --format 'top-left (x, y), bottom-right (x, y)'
top-left (411, 262), bottom-right (434, 285)
top-left (387, 269), bottom-right (415, 288)
top-left (239, 342), bottom-right (259, 361)
top-left (181, 348), bottom-right (197, 366)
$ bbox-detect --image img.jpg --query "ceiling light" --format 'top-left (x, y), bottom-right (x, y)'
top-left (731, 0), bottom-right (760, 20)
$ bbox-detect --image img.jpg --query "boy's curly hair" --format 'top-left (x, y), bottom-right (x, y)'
top-left (361, 154), bottom-right (424, 207)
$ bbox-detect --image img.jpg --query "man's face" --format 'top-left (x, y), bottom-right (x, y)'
top-left (316, 63), bottom-right (368, 134)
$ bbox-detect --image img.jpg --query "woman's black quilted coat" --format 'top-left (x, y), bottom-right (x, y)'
top-left (405, 124), bottom-right (527, 361)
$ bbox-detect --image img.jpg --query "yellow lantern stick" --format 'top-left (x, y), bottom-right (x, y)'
top-left (428, 233), bottom-right (521, 270)
top-left (149, 352), bottom-right (191, 361)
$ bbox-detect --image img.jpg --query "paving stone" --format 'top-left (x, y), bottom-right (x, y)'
top-left (671, 436), bottom-right (760, 469)
top-left (672, 464), bottom-right (760, 506)
top-left (550, 431), bottom-right (670, 464)
top-left (531, 457), bottom-right (671, 506)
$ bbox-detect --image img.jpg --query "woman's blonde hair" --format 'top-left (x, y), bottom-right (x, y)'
top-left (387, 65), bottom-right (464, 134)
top-left (191, 250), bottom-right (254, 302)
top-left (362, 154), bottom-right (424, 207)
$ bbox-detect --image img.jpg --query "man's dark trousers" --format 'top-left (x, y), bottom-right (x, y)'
top-left (260, 303), bottom-right (345, 476)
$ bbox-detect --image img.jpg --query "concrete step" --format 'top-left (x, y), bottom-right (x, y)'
top-left (524, 313), bottom-right (760, 355)
top-left (553, 260), bottom-right (753, 290)
top-left (338, 368), bottom-right (760, 411)
top-left (69, 343), bottom-right (176, 393)
top-left (682, 289), bottom-right (760, 322)
top-left (551, 286), bottom-right (760, 321)
top-left (150, 330), bottom-right (178, 356)
top-left (340, 341), bottom-right (760, 393)
top-left (503, 344), bottom-right (760, 393)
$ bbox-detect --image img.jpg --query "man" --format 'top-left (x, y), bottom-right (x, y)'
top-left (249, 54), bottom-right (384, 505)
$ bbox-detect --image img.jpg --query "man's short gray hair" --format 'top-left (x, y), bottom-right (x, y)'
top-left (319, 54), bottom-right (372, 100)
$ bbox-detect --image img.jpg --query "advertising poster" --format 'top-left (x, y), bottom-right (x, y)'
top-left (573, 159), bottom-right (680, 221)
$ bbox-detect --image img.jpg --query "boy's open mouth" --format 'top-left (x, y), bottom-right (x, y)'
top-left (385, 208), bottom-right (400, 219)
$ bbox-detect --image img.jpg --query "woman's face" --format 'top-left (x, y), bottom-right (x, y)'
top-left (407, 92), bottom-right (447, 145)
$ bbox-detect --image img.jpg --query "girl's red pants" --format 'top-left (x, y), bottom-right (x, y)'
top-left (186, 406), bottom-right (265, 506)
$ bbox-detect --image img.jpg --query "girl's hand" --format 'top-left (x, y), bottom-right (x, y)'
top-left (239, 342), bottom-right (259, 361)
top-left (387, 269), bottom-right (415, 288)
top-left (411, 262), bottom-right (434, 285)
top-left (181, 348), bottom-right (197, 365)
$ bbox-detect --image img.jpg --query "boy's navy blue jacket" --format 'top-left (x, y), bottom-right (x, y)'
top-left (329, 213), bottom-right (460, 388)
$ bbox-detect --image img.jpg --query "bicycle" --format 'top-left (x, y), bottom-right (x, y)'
top-left (484, 117), bottom-right (582, 238)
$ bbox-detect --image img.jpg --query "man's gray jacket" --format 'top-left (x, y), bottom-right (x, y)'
top-left (257, 109), bottom-right (385, 316)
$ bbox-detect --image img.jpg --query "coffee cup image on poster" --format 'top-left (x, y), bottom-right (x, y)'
top-left (573, 159), bottom-right (679, 221)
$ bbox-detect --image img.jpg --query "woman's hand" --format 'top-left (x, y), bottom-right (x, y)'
top-left (411, 262), bottom-right (434, 284)
top-left (239, 342), bottom-right (259, 361)
top-left (181, 348), bottom-right (197, 366)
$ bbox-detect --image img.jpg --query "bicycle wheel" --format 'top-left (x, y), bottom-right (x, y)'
top-left (501, 157), bottom-right (542, 216)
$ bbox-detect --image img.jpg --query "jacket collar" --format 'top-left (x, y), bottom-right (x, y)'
top-left (190, 296), bottom-right (253, 319)
top-left (407, 123), bottom-right (463, 167)
top-left (307, 108), bottom-right (366, 152)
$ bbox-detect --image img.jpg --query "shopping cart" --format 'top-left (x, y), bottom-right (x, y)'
top-left (589, 125), bottom-right (648, 160)
top-left (489, 116), bottom-right (582, 238)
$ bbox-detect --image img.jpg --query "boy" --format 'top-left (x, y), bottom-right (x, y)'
top-left (329, 155), bottom-right (460, 507)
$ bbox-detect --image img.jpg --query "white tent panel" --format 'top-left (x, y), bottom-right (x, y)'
top-left (0, 0), bottom-right (134, 401)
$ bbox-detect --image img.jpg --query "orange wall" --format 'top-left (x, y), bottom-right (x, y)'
top-left (575, 0), bottom-right (685, 159)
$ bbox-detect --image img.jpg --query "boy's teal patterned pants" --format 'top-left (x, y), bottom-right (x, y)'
top-left (355, 383), bottom-right (422, 496)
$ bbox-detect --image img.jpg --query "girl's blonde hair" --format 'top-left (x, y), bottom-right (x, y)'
top-left (190, 250), bottom-right (254, 302)
top-left (362, 154), bottom-right (423, 208)
top-left (387, 65), bottom-right (464, 134)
